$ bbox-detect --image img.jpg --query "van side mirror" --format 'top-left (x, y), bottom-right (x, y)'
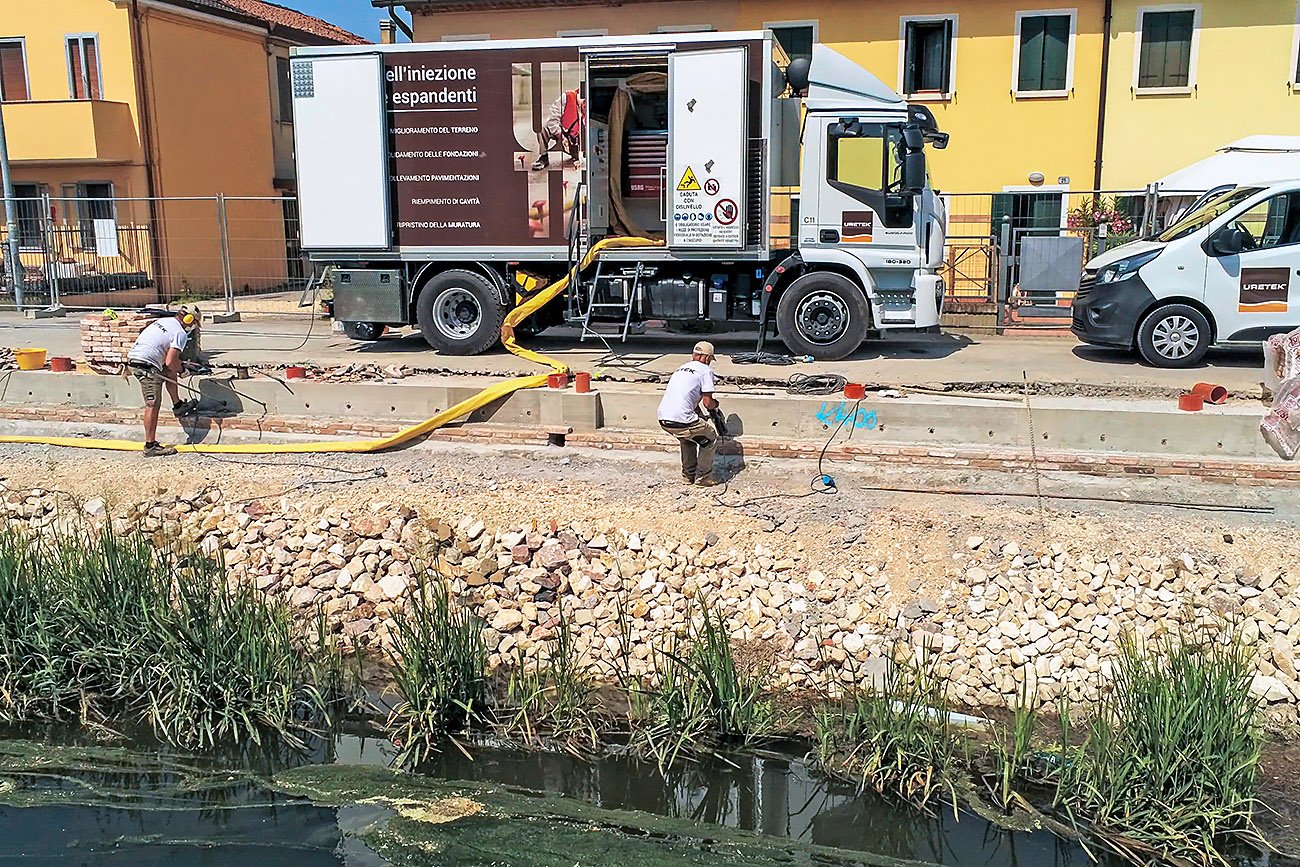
top-left (1209, 226), bottom-right (1248, 256)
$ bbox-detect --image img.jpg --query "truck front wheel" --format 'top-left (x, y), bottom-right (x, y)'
top-left (776, 272), bottom-right (870, 361)
top-left (415, 269), bottom-right (507, 355)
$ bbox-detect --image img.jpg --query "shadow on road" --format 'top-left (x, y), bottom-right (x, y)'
top-left (1071, 344), bottom-right (1263, 370)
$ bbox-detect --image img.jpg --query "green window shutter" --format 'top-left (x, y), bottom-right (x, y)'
top-left (991, 193), bottom-right (1013, 241)
top-left (1164, 11), bottom-right (1193, 87)
top-left (1041, 15), bottom-right (1070, 91)
top-left (1139, 10), bottom-right (1194, 88)
top-left (1018, 17), bottom-right (1046, 91)
top-left (1138, 12), bottom-right (1168, 88)
top-left (904, 22), bottom-right (920, 93)
top-left (939, 19), bottom-right (953, 92)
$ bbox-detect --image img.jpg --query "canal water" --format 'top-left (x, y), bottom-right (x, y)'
top-left (0, 732), bottom-right (1191, 866)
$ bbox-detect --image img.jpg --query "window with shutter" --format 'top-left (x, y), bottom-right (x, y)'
top-left (1017, 13), bottom-right (1072, 94)
top-left (1137, 9), bottom-right (1196, 90)
top-left (0, 40), bottom-right (29, 102)
top-left (769, 24), bottom-right (815, 65)
top-left (66, 36), bottom-right (103, 100)
top-left (903, 18), bottom-right (955, 96)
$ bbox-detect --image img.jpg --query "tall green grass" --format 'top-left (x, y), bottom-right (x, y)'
top-left (633, 601), bottom-right (775, 770)
top-left (0, 526), bottom-right (336, 749)
top-left (1052, 630), bottom-right (1263, 865)
top-left (815, 647), bottom-right (959, 812)
top-left (500, 606), bottom-right (602, 754)
top-left (386, 574), bottom-right (488, 767)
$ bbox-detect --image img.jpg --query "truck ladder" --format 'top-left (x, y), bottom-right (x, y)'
top-left (580, 261), bottom-right (643, 343)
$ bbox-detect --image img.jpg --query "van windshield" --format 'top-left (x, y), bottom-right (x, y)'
top-left (1156, 186), bottom-right (1263, 242)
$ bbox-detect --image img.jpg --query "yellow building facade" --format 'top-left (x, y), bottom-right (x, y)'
top-left (398, 0), bottom-right (1300, 195)
top-left (0, 0), bottom-right (362, 302)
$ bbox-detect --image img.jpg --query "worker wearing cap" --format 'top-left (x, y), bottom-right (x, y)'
top-left (657, 341), bottom-right (721, 486)
top-left (127, 306), bottom-right (200, 457)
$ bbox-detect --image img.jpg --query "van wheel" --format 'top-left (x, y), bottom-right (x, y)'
top-left (776, 271), bottom-right (870, 361)
top-left (1136, 304), bottom-right (1212, 368)
top-left (416, 269), bottom-right (506, 355)
top-left (342, 322), bottom-right (385, 341)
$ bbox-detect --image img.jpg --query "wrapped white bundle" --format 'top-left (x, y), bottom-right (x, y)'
top-left (1261, 329), bottom-right (1300, 460)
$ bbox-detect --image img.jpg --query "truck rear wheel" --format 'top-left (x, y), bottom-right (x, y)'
top-left (415, 269), bottom-right (506, 356)
top-left (775, 271), bottom-right (870, 361)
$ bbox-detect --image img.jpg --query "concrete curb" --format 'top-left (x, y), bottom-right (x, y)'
top-left (0, 369), bottom-right (1282, 464)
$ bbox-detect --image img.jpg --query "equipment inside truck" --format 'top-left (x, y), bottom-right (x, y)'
top-left (586, 58), bottom-right (670, 242)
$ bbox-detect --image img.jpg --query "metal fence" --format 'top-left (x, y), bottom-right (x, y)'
top-left (940, 186), bottom-right (1203, 328)
top-left (1, 186), bottom-right (1209, 327)
top-left (0, 194), bottom-right (307, 313)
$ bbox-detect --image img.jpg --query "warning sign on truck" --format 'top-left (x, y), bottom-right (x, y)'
top-left (668, 47), bottom-right (747, 249)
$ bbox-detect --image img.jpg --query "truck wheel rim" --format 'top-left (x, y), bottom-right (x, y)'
top-left (795, 292), bottom-right (849, 345)
top-left (433, 288), bottom-right (481, 340)
top-left (1152, 315), bottom-right (1198, 359)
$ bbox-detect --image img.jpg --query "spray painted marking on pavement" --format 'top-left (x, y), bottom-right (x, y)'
top-left (816, 402), bottom-right (878, 430)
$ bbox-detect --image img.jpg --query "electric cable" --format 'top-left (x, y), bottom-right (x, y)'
top-left (786, 372), bottom-right (847, 396)
top-left (730, 351), bottom-right (795, 365)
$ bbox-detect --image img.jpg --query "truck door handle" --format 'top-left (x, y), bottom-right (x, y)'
top-left (820, 229), bottom-right (840, 243)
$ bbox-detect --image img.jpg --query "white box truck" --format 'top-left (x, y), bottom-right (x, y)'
top-left (289, 31), bottom-right (950, 361)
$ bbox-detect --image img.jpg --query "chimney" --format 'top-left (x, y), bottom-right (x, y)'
top-left (379, 19), bottom-right (396, 44)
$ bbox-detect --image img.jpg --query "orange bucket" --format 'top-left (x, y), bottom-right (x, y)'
top-left (843, 382), bottom-right (866, 400)
top-left (547, 372), bottom-right (569, 389)
top-left (1178, 393), bottom-right (1204, 412)
top-left (49, 356), bottom-right (73, 372)
top-left (574, 371), bottom-right (591, 393)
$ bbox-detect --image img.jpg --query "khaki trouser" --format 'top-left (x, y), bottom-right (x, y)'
top-left (660, 416), bottom-right (718, 481)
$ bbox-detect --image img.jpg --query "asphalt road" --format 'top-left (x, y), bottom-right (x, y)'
top-left (0, 312), bottom-right (1266, 397)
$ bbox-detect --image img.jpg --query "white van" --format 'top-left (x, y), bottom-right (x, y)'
top-left (1072, 181), bottom-right (1300, 368)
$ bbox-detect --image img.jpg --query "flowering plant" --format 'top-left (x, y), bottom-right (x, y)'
top-left (1067, 196), bottom-right (1135, 234)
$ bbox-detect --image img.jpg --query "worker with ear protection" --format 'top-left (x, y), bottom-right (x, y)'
top-left (657, 340), bottom-right (722, 487)
top-left (126, 305), bottom-right (201, 457)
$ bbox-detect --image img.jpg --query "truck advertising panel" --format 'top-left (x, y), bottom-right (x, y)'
top-left (384, 47), bottom-right (585, 249)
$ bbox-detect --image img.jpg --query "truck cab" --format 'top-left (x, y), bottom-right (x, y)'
top-left (292, 32), bottom-right (947, 360)
top-left (1072, 181), bottom-right (1300, 367)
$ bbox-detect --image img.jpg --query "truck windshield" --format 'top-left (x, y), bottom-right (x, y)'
top-left (1156, 186), bottom-right (1263, 242)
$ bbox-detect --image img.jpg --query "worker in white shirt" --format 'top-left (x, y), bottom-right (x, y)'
top-left (126, 306), bottom-right (200, 457)
top-left (656, 341), bottom-right (721, 486)
top-left (532, 88), bottom-right (584, 171)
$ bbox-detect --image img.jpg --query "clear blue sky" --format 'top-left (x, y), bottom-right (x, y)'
top-left (287, 0), bottom-right (395, 42)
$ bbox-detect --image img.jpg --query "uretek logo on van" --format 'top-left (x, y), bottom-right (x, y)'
top-left (1238, 267), bottom-right (1291, 314)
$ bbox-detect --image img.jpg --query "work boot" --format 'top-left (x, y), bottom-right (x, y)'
top-left (531, 153), bottom-right (550, 171)
top-left (682, 473), bottom-right (696, 485)
top-left (694, 475), bottom-right (719, 488)
top-left (143, 442), bottom-right (177, 457)
top-left (172, 399), bottom-right (200, 417)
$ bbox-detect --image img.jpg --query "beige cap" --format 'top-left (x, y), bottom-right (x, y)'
top-left (692, 340), bottom-right (715, 357)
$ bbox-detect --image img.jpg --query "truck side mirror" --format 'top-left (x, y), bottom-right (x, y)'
top-left (1209, 226), bottom-right (1247, 256)
top-left (899, 126), bottom-right (926, 195)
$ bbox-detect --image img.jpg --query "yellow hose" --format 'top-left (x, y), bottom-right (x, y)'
top-left (0, 237), bottom-right (662, 454)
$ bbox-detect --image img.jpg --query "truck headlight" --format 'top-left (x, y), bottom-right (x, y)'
top-left (1096, 249), bottom-right (1161, 284)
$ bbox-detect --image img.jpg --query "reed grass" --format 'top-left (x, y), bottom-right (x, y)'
top-left (1052, 628), bottom-right (1263, 866)
top-left (985, 677), bottom-right (1040, 813)
top-left (500, 606), bottom-right (602, 754)
top-left (0, 526), bottom-right (336, 749)
top-left (386, 573), bottom-right (488, 767)
top-left (815, 646), bottom-right (959, 812)
top-left (633, 601), bottom-right (776, 770)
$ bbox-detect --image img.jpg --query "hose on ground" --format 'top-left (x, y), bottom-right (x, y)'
top-left (0, 236), bottom-right (663, 454)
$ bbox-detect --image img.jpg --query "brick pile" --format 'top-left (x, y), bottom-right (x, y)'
top-left (79, 313), bottom-right (152, 369)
